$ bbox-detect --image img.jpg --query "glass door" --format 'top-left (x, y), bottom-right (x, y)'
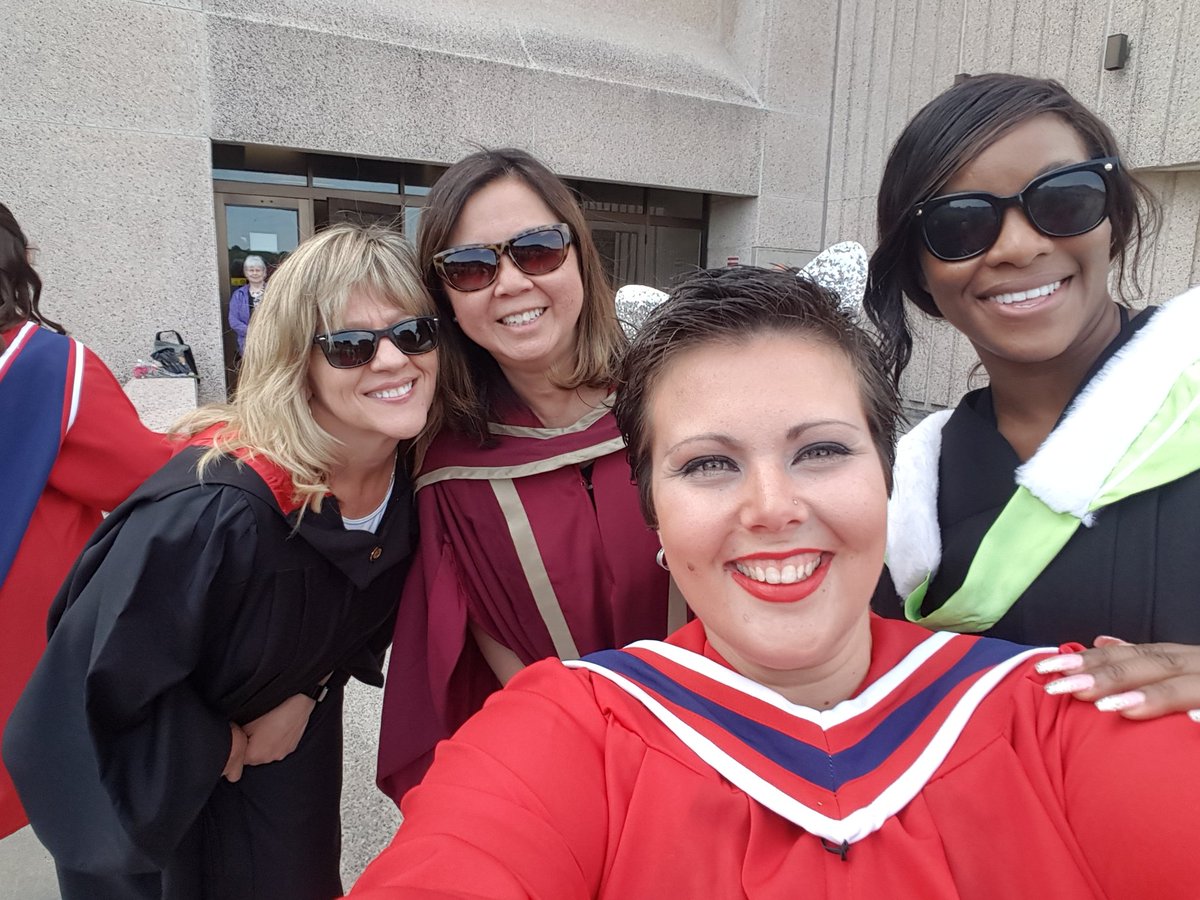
top-left (591, 223), bottom-right (647, 288)
top-left (214, 193), bottom-right (313, 392)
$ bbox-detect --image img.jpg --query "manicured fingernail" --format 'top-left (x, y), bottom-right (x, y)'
top-left (1036, 654), bottom-right (1084, 675)
top-left (1095, 691), bottom-right (1146, 712)
top-left (1094, 635), bottom-right (1130, 646)
top-left (1045, 673), bottom-right (1095, 694)
top-left (1188, 710), bottom-right (1200, 723)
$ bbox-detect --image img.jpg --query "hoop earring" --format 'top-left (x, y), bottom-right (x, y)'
top-left (656, 547), bottom-right (669, 571)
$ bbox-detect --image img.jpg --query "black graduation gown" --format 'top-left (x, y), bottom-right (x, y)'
top-left (2, 447), bottom-right (415, 900)
top-left (875, 307), bottom-right (1200, 647)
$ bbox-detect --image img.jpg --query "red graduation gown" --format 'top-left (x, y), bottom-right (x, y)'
top-left (354, 617), bottom-right (1200, 899)
top-left (0, 322), bottom-right (169, 838)
top-left (377, 400), bottom-right (675, 802)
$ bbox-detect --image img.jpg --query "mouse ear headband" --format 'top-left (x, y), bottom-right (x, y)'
top-left (615, 241), bottom-right (868, 335)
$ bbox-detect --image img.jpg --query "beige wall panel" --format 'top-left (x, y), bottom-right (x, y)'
top-left (205, 17), bottom-right (763, 195)
top-left (0, 121), bottom-right (222, 400)
top-left (1108, 0), bottom-right (1186, 166)
top-left (204, 0), bottom-right (756, 105)
top-left (761, 0), bottom-right (836, 117)
top-left (1139, 171), bottom-right (1200, 301)
top-left (761, 112), bottom-right (829, 200)
top-left (707, 195), bottom-right (759, 267)
top-left (882, 0), bottom-right (920, 138)
top-left (0, 0), bottom-right (208, 133)
top-left (828, 0), bottom-right (876, 235)
top-left (1061, 1), bottom-right (1107, 104)
top-left (1164, 0), bottom-right (1200, 165)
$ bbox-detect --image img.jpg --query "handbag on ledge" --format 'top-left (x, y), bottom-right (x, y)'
top-left (150, 330), bottom-right (199, 377)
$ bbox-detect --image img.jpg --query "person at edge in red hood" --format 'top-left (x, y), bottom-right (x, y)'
top-left (0, 200), bottom-right (170, 840)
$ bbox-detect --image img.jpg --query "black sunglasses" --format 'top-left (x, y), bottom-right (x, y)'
top-left (313, 316), bottom-right (439, 369)
top-left (914, 157), bottom-right (1119, 262)
top-left (432, 223), bottom-right (572, 292)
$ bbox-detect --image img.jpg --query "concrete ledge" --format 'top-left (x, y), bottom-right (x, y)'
top-left (123, 376), bottom-right (200, 432)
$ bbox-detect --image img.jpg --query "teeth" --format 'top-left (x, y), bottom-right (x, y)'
top-left (370, 382), bottom-right (413, 400)
top-left (735, 556), bottom-right (821, 585)
top-left (990, 280), bottom-right (1062, 305)
top-left (501, 308), bottom-right (545, 326)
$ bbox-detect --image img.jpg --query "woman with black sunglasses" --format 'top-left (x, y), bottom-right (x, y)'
top-left (5, 223), bottom-right (438, 899)
top-left (866, 73), bottom-right (1200, 722)
top-left (376, 149), bottom-right (681, 803)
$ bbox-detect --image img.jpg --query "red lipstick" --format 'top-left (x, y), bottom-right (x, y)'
top-left (729, 553), bottom-right (829, 604)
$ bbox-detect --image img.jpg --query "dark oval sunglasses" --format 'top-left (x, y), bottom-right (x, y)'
top-left (914, 157), bottom-right (1120, 262)
top-left (432, 223), bottom-right (572, 293)
top-left (313, 315), bottom-right (439, 369)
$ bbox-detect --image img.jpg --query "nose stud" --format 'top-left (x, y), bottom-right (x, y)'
top-left (792, 498), bottom-right (799, 506)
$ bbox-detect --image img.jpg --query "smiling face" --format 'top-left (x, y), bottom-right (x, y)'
top-left (918, 114), bottom-right (1118, 371)
top-left (307, 286), bottom-right (437, 459)
top-left (649, 333), bottom-right (888, 704)
top-left (244, 262), bottom-right (267, 285)
top-left (440, 176), bottom-right (585, 380)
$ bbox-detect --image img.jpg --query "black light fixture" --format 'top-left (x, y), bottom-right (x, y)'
top-left (1104, 34), bottom-right (1130, 71)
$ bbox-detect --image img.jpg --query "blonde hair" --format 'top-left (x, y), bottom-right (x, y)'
top-left (175, 223), bottom-right (440, 511)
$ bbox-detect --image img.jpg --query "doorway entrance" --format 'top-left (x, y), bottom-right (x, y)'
top-left (214, 193), bottom-right (313, 391)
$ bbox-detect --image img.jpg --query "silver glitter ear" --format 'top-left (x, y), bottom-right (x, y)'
top-left (798, 241), bottom-right (868, 318)
top-left (615, 284), bottom-right (669, 337)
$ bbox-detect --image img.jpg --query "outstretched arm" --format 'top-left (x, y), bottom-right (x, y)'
top-left (355, 663), bottom-right (608, 899)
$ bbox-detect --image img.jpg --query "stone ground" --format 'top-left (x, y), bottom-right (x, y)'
top-left (0, 675), bottom-right (400, 898)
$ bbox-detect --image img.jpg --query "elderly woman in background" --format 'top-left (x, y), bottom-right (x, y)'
top-left (5, 223), bottom-right (438, 900)
top-left (0, 201), bottom-right (169, 841)
top-left (376, 148), bottom-right (679, 801)
top-left (351, 266), bottom-right (1200, 899)
top-left (228, 253), bottom-right (268, 354)
top-left (865, 73), bottom-right (1200, 721)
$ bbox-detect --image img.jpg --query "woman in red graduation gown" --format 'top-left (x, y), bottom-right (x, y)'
top-left (352, 267), bottom-right (1200, 899)
top-left (376, 150), bottom-right (679, 801)
top-left (5, 223), bottom-right (439, 899)
top-left (0, 202), bottom-right (170, 839)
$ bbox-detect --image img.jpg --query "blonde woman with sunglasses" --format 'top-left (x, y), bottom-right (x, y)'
top-left (5, 223), bottom-right (439, 900)
top-left (866, 74), bottom-right (1200, 724)
top-left (376, 149), bottom-right (682, 803)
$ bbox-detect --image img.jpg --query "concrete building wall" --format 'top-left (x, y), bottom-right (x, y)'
top-left (8, 1), bottom-right (1194, 408)
top-left (820, 0), bottom-right (1200, 408)
top-left (1, 0), bottom-right (223, 398)
top-left (4, 0), bottom-right (851, 399)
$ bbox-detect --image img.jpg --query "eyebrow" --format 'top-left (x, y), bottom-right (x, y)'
top-left (944, 159), bottom-right (1086, 195)
top-left (663, 419), bottom-right (861, 456)
top-left (1032, 159), bottom-right (1085, 179)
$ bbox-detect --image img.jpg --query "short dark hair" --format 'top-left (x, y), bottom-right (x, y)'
top-left (0, 203), bottom-right (62, 350)
top-left (864, 73), bottom-right (1160, 383)
top-left (417, 148), bottom-right (625, 445)
top-left (614, 266), bottom-right (901, 528)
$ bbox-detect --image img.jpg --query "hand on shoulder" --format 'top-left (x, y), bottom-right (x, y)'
top-left (1036, 637), bottom-right (1200, 722)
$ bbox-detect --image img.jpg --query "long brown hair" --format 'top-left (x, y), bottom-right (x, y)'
top-left (417, 148), bottom-right (626, 445)
top-left (0, 203), bottom-right (63, 352)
